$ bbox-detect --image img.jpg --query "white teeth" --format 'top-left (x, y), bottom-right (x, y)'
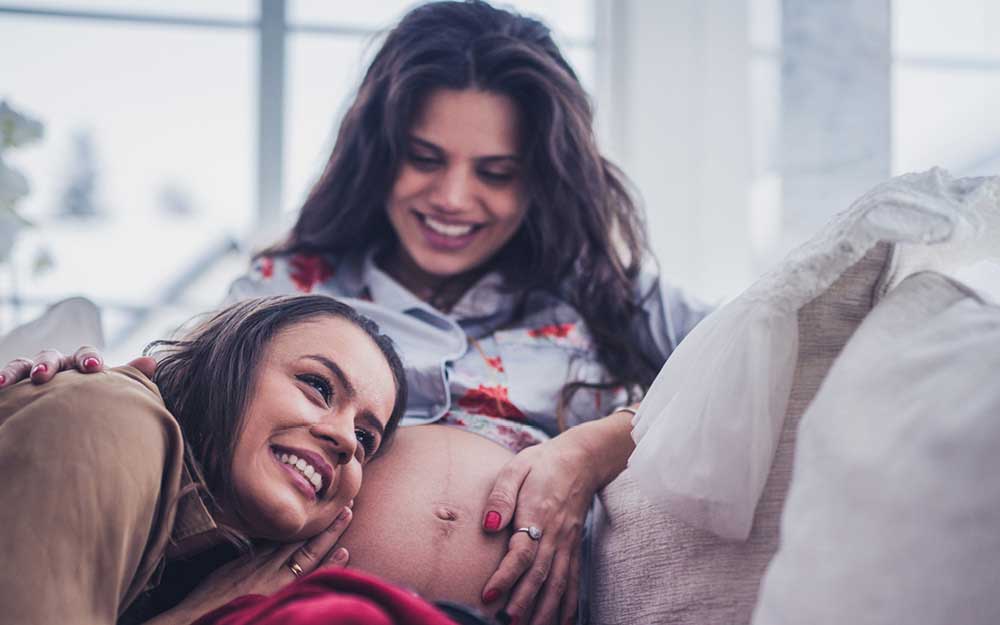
top-left (423, 215), bottom-right (475, 237)
top-left (277, 451), bottom-right (323, 494)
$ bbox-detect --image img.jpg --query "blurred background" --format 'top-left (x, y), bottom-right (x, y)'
top-left (0, 0), bottom-right (997, 362)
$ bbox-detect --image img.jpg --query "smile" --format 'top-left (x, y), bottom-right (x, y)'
top-left (270, 445), bottom-right (334, 500)
top-left (414, 211), bottom-right (483, 251)
top-left (421, 214), bottom-right (478, 237)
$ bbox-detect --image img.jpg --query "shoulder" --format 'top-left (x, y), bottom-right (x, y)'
top-left (634, 268), bottom-right (713, 362)
top-left (226, 252), bottom-right (354, 302)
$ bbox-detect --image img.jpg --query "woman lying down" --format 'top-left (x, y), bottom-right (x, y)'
top-left (0, 295), bottom-right (554, 625)
top-left (0, 295), bottom-right (422, 624)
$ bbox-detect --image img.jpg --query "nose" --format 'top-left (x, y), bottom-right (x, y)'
top-left (430, 164), bottom-right (474, 212)
top-left (309, 417), bottom-right (358, 466)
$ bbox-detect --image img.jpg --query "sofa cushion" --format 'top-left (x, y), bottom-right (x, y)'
top-left (590, 242), bottom-right (893, 624)
top-left (752, 272), bottom-right (1000, 625)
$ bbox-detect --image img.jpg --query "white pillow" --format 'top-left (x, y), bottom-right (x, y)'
top-left (753, 272), bottom-right (1000, 625)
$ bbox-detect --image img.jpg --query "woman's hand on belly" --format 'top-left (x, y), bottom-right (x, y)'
top-left (480, 410), bottom-right (636, 625)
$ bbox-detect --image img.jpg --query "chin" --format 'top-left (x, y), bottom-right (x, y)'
top-left (413, 251), bottom-right (483, 278)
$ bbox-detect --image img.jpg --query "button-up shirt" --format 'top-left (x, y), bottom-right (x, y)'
top-left (226, 251), bottom-right (709, 451)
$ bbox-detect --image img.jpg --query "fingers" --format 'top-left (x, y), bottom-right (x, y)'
top-left (558, 549), bottom-right (581, 625)
top-left (320, 546), bottom-right (350, 568)
top-left (484, 531), bottom-right (546, 621)
top-left (529, 538), bottom-right (577, 625)
top-left (0, 357), bottom-right (33, 388)
top-left (71, 345), bottom-right (104, 373)
top-left (279, 507), bottom-right (352, 577)
top-left (483, 456), bottom-right (532, 532)
top-left (29, 349), bottom-right (65, 383)
top-left (126, 356), bottom-right (157, 379)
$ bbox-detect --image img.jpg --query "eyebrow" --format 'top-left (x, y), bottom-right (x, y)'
top-left (305, 354), bottom-right (386, 438)
top-left (409, 135), bottom-right (519, 163)
top-left (305, 354), bottom-right (356, 400)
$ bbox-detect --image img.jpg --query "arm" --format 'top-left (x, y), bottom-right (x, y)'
top-left (0, 369), bottom-right (183, 624)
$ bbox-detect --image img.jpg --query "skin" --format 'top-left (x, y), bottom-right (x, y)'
top-left (223, 316), bottom-right (397, 541)
top-left (383, 88), bottom-right (526, 302)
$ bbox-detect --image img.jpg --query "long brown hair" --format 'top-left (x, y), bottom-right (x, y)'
top-left (272, 1), bottom-right (663, 413)
top-left (145, 295), bottom-right (407, 524)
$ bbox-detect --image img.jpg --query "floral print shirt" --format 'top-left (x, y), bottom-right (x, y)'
top-left (226, 251), bottom-right (709, 452)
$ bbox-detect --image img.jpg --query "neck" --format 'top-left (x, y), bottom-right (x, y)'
top-left (377, 247), bottom-right (484, 312)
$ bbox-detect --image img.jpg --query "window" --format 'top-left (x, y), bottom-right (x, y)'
top-left (0, 1), bottom-right (596, 362)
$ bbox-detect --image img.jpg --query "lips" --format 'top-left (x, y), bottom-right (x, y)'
top-left (271, 444), bottom-right (335, 500)
top-left (413, 210), bottom-right (482, 251)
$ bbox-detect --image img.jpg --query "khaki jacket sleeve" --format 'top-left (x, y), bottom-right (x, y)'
top-left (0, 367), bottom-right (184, 625)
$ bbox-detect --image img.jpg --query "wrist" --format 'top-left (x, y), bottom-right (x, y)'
top-left (575, 409), bottom-right (636, 489)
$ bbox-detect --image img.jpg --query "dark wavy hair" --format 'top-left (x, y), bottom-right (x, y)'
top-left (271, 0), bottom-right (662, 417)
top-left (144, 295), bottom-right (407, 528)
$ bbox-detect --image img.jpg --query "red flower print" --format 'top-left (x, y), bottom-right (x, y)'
top-left (457, 385), bottom-right (526, 421)
top-left (495, 423), bottom-right (542, 451)
top-left (528, 323), bottom-right (575, 339)
top-left (255, 257), bottom-right (274, 279)
top-left (288, 254), bottom-right (335, 293)
top-left (485, 355), bottom-right (505, 373)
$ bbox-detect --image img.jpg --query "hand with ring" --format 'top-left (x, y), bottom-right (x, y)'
top-left (154, 507), bottom-right (353, 625)
top-left (479, 431), bottom-right (604, 625)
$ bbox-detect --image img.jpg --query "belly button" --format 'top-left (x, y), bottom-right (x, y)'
top-left (433, 506), bottom-right (460, 522)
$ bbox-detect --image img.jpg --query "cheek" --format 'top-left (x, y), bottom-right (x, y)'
top-left (389, 167), bottom-right (427, 208)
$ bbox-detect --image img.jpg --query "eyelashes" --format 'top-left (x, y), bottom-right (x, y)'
top-left (298, 373), bottom-right (379, 460)
top-left (298, 373), bottom-right (333, 404)
top-left (405, 152), bottom-right (518, 185)
top-left (355, 428), bottom-right (377, 459)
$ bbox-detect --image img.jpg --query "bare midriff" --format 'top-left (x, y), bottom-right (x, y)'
top-left (337, 424), bottom-right (514, 611)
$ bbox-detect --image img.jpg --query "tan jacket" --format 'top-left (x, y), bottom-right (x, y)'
top-left (0, 367), bottom-right (220, 624)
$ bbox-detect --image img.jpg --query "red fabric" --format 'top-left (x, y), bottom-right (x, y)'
top-left (191, 568), bottom-right (457, 625)
top-left (457, 385), bottom-right (526, 421)
top-left (527, 323), bottom-right (575, 338)
top-left (288, 254), bottom-right (336, 293)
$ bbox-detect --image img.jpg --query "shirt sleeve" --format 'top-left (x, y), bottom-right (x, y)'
top-left (635, 271), bottom-right (714, 366)
top-left (223, 256), bottom-right (290, 305)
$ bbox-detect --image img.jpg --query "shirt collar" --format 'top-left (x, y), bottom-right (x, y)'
top-left (166, 462), bottom-right (224, 559)
top-left (359, 247), bottom-right (512, 321)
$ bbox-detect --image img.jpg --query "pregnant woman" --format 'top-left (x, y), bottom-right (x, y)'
top-left (0, 2), bottom-right (709, 623)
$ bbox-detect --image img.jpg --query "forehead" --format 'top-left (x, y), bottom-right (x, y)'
top-left (411, 88), bottom-right (521, 156)
top-left (266, 316), bottom-right (397, 421)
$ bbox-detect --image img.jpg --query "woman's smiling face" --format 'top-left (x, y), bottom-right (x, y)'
top-left (386, 88), bottom-right (526, 293)
top-left (226, 315), bottom-right (397, 541)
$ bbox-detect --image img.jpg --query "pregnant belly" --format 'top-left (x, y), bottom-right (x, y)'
top-left (337, 424), bottom-right (515, 610)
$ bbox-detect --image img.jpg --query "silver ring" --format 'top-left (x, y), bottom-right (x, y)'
top-left (514, 526), bottom-right (543, 541)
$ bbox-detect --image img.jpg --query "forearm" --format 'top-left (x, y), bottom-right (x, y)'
top-left (572, 406), bottom-right (637, 490)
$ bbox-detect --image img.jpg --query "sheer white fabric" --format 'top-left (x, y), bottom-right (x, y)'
top-left (629, 168), bottom-right (1000, 540)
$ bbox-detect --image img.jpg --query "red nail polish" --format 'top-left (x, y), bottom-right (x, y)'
top-left (0, 374), bottom-right (6, 385)
top-left (484, 510), bottom-right (501, 531)
top-left (83, 357), bottom-right (99, 369)
top-left (32, 364), bottom-right (47, 375)
top-left (483, 589), bottom-right (500, 603)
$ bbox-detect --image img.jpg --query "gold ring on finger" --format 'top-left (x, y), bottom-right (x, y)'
top-left (287, 560), bottom-right (305, 578)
